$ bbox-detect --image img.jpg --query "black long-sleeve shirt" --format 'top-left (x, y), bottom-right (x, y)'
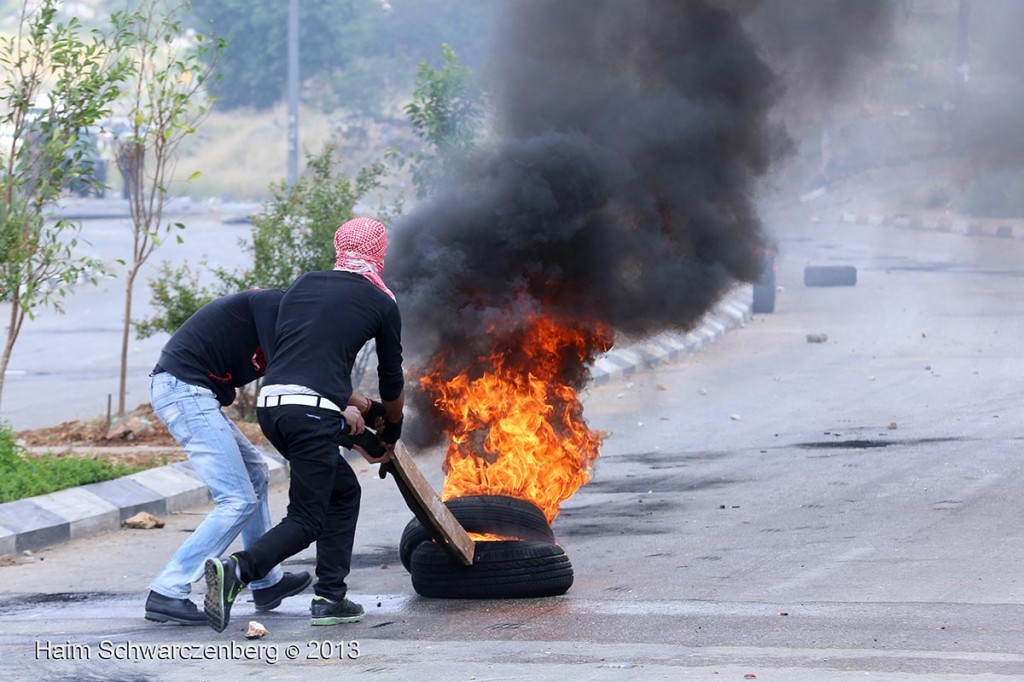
top-left (264, 271), bottom-right (404, 407)
top-left (155, 289), bottom-right (284, 406)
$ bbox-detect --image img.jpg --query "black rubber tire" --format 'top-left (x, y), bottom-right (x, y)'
top-left (410, 540), bottom-right (573, 599)
top-left (399, 495), bottom-right (554, 571)
top-left (804, 265), bottom-right (857, 287)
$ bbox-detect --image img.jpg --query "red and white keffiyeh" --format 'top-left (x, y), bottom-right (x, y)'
top-left (333, 217), bottom-right (395, 301)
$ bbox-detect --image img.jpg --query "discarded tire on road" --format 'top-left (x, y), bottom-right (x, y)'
top-left (400, 495), bottom-right (572, 599)
top-left (410, 540), bottom-right (573, 599)
top-left (399, 495), bottom-right (555, 571)
top-left (804, 265), bottom-right (857, 287)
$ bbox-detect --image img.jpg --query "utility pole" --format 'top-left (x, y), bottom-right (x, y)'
top-left (953, 0), bottom-right (971, 154)
top-left (287, 0), bottom-right (299, 185)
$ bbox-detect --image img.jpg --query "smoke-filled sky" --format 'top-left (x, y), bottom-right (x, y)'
top-left (389, 0), bottom-right (895, 369)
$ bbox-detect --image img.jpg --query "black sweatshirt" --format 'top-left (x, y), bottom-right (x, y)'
top-left (263, 270), bottom-right (404, 407)
top-left (155, 289), bottom-right (284, 406)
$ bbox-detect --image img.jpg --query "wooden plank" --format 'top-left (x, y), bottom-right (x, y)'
top-left (388, 441), bottom-right (476, 566)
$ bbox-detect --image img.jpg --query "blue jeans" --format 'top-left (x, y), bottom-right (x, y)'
top-left (149, 372), bottom-right (282, 598)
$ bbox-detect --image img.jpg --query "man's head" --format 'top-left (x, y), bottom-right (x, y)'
top-left (334, 217), bottom-right (394, 300)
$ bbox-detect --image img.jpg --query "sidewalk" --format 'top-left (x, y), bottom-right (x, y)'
top-left (0, 286), bottom-right (753, 556)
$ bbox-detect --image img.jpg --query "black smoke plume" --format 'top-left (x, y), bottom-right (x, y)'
top-left (387, 0), bottom-right (894, 443)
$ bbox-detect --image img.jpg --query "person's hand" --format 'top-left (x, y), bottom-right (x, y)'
top-left (380, 418), bottom-right (403, 445)
top-left (342, 405), bottom-right (365, 435)
top-left (353, 443), bottom-right (391, 465)
top-left (363, 399), bottom-right (387, 430)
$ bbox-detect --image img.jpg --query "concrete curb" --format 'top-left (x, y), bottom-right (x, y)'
top-left (838, 211), bottom-right (1024, 240)
top-left (0, 450), bottom-right (287, 555)
top-left (1, 289), bottom-right (753, 555)
top-left (588, 286), bottom-right (753, 385)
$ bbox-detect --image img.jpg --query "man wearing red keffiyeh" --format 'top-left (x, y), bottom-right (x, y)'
top-left (202, 217), bottom-right (406, 632)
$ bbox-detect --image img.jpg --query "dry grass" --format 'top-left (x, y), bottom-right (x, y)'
top-left (168, 104), bottom-right (338, 201)
top-left (166, 103), bottom-right (418, 202)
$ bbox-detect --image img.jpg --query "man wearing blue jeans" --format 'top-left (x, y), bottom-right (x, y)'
top-left (145, 289), bottom-right (311, 625)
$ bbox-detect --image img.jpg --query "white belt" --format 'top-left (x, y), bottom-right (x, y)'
top-left (259, 394), bottom-right (343, 412)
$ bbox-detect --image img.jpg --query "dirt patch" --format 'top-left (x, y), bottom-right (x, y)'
top-left (16, 403), bottom-right (267, 468)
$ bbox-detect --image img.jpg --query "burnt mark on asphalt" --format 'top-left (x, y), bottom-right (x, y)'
top-left (795, 437), bottom-right (964, 450)
top-left (52, 676), bottom-right (150, 682)
top-left (619, 450), bottom-right (730, 466)
top-left (555, 498), bottom-right (677, 537)
top-left (0, 591), bottom-right (116, 610)
top-left (585, 473), bottom-right (738, 494)
top-left (289, 545), bottom-right (398, 570)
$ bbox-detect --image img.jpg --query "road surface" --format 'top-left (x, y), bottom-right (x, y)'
top-left (0, 196), bottom-right (1022, 680)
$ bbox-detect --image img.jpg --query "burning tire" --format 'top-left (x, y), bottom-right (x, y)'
top-left (410, 540), bottom-right (573, 599)
top-left (804, 265), bottom-right (857, 287)
top-left (399, 495), bottom-right (554, 571)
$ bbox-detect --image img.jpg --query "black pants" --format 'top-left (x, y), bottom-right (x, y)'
top-left (234, 405), bottom-right (360, 601)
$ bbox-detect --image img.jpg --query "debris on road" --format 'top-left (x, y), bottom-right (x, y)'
top-left (888, 422), bottom-right (898, 430)
top-left (123, 511), bottom-right (164, 529)
top-left (806, 333), bottom-right (829, 343)
top-left (730, 414), bottom-right (742, 421)
top-left (245, 621), bottom-right (269, 639)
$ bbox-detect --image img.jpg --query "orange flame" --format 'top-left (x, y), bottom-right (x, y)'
top-left (421, 315), bottom-right (613, 523)
top-left (467, 532), bottom-right (520, 542)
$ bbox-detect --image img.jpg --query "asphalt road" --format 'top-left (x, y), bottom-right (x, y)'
top-left (1, 198), bottom-right (1023, 680)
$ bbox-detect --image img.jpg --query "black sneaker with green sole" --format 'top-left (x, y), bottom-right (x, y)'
top-left (310, 596), bottom-right (365, 625)
top-left (204, 555), bottom-right (247, 633)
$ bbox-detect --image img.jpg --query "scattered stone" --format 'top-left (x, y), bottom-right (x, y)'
top-left (888, 422), bottom-right (898, 430)
top-left (123, 511), bottom-right (165, 529)
top-left (806, 333), bottom-right (828, 343)
top-left (924, 365), bottom-right (932, 371)
top-left (245, 620), bottom-right (269, 639)
top-left (104, 415), bottom-right (154, 441)
top-left (656, 384), bottom-right (667, 391)
top-left (730, 414), bottom-right (742, 421)
top-left (779, 612), bottom-right (789, 616)
top-left (0, 555), bottom-right (18, 567)
top-left (698, 388), bottom-right (708, 395)
top-left (380, 563), bottom-right (389, 570)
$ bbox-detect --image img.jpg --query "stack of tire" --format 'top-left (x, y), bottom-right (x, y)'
top-left (399, 495), bottom-right (573, 599)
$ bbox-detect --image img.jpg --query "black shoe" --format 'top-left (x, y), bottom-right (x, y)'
top-left (310, 595), bottom-right (364, 625)
top-left (252, 571), bottom-right (312, 612)
top-left (204, 555), bottom-right (247, 633)
top-left (144, 590), bottom-right (206, 625)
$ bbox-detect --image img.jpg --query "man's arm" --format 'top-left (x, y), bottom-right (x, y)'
top-left (375, 304), bottom-right (405, 447)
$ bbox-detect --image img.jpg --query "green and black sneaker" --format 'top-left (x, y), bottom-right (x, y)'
top-left (204, 555), bottom-right (247, 633)
top-left (310, 596), bottom-right (365, 626)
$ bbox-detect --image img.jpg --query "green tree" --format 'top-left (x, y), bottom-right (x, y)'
top-left (403, 43), bottom-right (484, 198)
top-left (233, 142), bottom-right (389, 290)
top-left (0, 0), bottom-right (129, 412)
top-left (187, 0), bottom-right (357, 110)
top-left (112, 0), bottom-right (223, 416)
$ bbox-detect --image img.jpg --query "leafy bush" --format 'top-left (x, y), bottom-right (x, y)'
top-left (0, 423), bottom-right (145, 504)
top-left (961, 167), bottom-right (1024, 218)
